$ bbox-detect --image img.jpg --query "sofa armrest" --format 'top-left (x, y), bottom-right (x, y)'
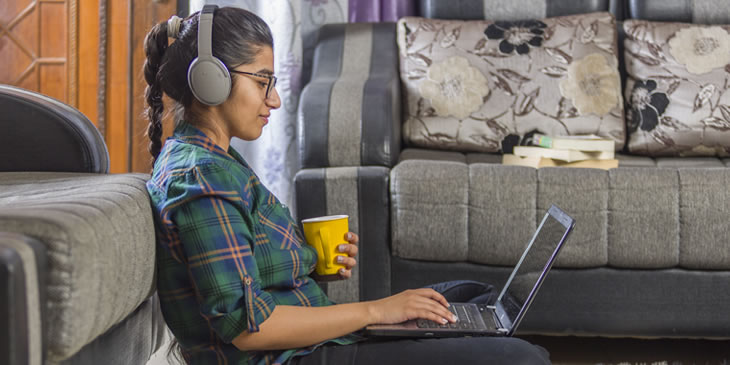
top-left (0, 172), bottom-right (156, 362)
top-left (298, 23), bottom-right (401, 169)
top-left (295, 167), bottom-right (392, 302)
top-left (0, 232), bottom-right (47, 365)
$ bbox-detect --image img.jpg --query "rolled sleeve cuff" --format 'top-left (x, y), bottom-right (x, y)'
top-left (214, 277), bottom-right (277, 343)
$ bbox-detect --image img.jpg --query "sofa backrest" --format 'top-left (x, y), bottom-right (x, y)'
top-left (298, 0), bottom-right (730, 168)
top-left (420, 0), bottom-right (623, 20)
top-left (628, 0), bottom-right (730, 23)
top-left (0, 85), bottom-right (109, 174)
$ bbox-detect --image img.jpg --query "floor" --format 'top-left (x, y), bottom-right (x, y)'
top-left (145, 335), bottom-right (730, 365)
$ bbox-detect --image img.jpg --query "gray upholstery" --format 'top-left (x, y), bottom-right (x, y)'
top-left (0, 233), bottom-right (47, 365)
top-left (295, 167), bottom-right (392, 302)
top-left (298, 23), bottom-right (401, 169)
top-left (390, 149), bottom-right (730, 270)
top-left (58, 295), bottom-right (169, 365)
top-left (0, 172), bottom-right (157, 362)
top-left (627, 0), bottom-right (730, 24)
top-left (419, 0), bottom-right (621, 20)
top-left (0, 85), bottom-right (109, 173)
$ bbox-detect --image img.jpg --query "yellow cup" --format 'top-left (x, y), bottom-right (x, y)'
top-left (301, 215), bottom-right (349, 276)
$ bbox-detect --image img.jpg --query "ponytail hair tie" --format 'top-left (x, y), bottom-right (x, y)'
top-left (167, 15), bottom-right (183, 39)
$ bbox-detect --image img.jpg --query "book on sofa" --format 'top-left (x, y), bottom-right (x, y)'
top-left (512, 146), bottom-right (615, 162)
top-left (502, 154), bottom-right (619, 170)
top-left (531, 134), bottom-right (616, 152)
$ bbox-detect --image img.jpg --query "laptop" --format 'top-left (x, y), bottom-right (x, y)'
top-left (364, 204), bottom-right (575, 338)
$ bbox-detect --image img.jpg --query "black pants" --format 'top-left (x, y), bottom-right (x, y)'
top-left (288, 281), bottom-right (551, 365)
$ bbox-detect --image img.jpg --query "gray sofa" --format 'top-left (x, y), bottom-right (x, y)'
top-left (295, 0), bottom-right (730, 338)
top-left (0, 85), bottom-right (168, 365)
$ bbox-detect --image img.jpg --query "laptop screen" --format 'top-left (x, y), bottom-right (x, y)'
top-left (496, 205), bottom-right (574, 334)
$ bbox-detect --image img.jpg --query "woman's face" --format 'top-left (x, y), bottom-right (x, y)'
top-left (220, 46), bottom-right (281, 141)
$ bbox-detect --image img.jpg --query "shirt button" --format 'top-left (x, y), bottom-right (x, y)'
top-left (245, 277), bottom-right (252, 286)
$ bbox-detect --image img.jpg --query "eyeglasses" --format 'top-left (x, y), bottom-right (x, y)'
top-left (229, 70), bottom-right (278, 99)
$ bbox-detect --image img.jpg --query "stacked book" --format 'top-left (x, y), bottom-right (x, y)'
top-left (503, 134), bottom-right (618, 170)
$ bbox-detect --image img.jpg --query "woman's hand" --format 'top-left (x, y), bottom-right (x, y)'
top-left (335, 232), bottom-right (358, 279)
top-left (366, 289), bottom-right (457, 325)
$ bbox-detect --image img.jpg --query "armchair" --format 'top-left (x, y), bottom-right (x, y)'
top-left (0, 85), bottom-right (168, 365)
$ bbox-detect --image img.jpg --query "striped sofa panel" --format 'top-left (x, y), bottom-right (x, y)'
top-left (628, 0), bottom-right (730, 23)
top-left (419, 0), bottom-right (621, 20)
top-left (295, 166), bottom-right (391, 303)
top-left (298, 23), bottom-right (402, 169)
top-left (390, 149), bottom-right (730, 270)
top-left (0, 232), bottom-right (47, 365)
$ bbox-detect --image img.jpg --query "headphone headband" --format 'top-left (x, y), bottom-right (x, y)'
top-left (197, 5), bottom-right (216, 59)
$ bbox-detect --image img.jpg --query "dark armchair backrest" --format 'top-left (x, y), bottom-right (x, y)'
top-left (0, 85), bottom-right (109, 173)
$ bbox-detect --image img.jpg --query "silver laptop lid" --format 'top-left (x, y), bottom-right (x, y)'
top-left (494, 205), bottom-right (575, 336)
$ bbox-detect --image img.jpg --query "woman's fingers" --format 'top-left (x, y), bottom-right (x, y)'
top-left (337, 243), bottom-right (358, 257)
top-left (335, 255), bottom-right (357, 269)
top-left (409, 290), bottom-right (456, 323)
top-left (424, 289), bottom-right (451, 309)
top-left (343, 232), bottom-right (359, 245)
top-left (338, 268), bottom-right (352, 279)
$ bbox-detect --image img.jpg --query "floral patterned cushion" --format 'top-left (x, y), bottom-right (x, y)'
top-left (624, 19), bottom-right (730, 156)
top-left (396, 12), bottom-right (624, 154)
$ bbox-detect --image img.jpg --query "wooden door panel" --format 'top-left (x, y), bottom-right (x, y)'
top-left (1, 0), bottom-right (72, 104)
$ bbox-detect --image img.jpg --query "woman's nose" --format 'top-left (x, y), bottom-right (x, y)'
top-left (267, 87), bottom-right (281, 109)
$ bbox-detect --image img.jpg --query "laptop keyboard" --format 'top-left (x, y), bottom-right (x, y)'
top-left (416, 304), bottom-right (491, 330)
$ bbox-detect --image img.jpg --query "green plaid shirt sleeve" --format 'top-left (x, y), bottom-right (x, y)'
top-left (164, 162), bottom-right (274, 342)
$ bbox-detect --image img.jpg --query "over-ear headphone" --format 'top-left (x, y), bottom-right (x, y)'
top-left (187, 5), bottom-right (231, 106)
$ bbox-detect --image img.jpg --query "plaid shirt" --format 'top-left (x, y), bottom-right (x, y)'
top-left (147, 122), bottom-right (358, 365)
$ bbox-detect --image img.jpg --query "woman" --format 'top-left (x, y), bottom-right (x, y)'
top-left (144, 6), bottom-right (550, 365)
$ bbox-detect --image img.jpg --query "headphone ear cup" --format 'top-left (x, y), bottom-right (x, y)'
top-left (187, 56), bottom-right (231, 106)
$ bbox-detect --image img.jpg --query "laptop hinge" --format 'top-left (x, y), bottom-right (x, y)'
top-left (485, 305), bottom-right (508, 333)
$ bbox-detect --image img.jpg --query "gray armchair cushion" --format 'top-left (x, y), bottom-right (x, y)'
top-left (0, 172), bottom-right (155, 362)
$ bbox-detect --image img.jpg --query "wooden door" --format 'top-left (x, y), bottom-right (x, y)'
top-left (1, 0), bottom-right (181, 173)
top-left (1, 0), bottom-right (77, 104)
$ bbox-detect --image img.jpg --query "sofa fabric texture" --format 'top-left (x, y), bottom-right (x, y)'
top-left (397, 12), bottom-right (625, 154)
top-left (0, 233), bottom-right (47, 365)
top-left (420, 0), bottom-right (621, 21)
top-left (298, 23), bottom-right (401, 169)
top-left (390, 149), bottom-right (730, 269)
top-left (57, 295), bottom-right (169, 365)
top-left (0, 172), bottom-right (156, 361)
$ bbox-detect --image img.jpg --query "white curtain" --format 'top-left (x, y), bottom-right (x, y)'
top-left (189, 0), bottom-right (348, 215)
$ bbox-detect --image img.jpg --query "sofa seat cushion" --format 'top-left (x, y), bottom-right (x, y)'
top-left (0, 172), bottom-right (156, 362)
top-left (390, 148), bottom-right (730, 269)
